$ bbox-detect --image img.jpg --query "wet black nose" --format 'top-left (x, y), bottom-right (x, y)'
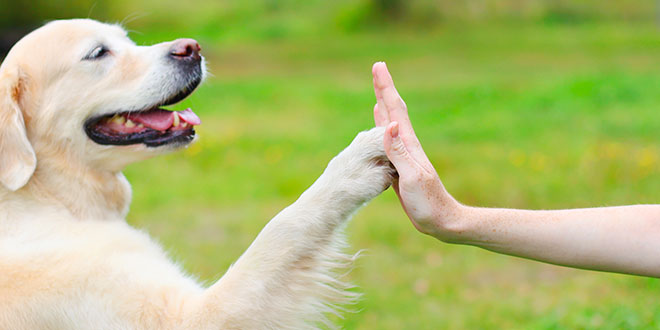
top-left (168, 38), bottom-right (201, 62)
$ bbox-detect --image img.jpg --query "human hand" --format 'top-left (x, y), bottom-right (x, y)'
top-left (372, 63), bottom-right (660, 276)
top-left (372, 62), bottom-right (463, 241)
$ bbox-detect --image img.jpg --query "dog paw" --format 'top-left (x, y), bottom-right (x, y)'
top-left (324, 127), bottom-right (397, 203)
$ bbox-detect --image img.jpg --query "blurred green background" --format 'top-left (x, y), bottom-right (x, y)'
top-left (4, 1), bottom-right (660, 328)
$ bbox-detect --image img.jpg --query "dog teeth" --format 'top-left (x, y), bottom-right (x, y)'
top-left (172, 113), bottom-right (180, 127)
top-left (125, 119), bottom-right (136, 128)
top-left (109, 115), bottom-right (125, 125)
top-left (137, 124), bottom-right (144, 128)
top-left (181, 122), bottom-right (187, 128)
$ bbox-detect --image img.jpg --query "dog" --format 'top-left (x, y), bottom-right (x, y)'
top-left (0, 19), bottom-right (395, 329)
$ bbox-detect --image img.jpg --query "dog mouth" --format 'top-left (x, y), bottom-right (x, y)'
top-left (84, 107), bottom-right (201, 147)
top-left (85, 64), bottom-right (204, 148)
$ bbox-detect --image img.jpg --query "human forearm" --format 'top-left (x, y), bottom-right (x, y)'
top-left (449, 204), bottom-right (660, 277)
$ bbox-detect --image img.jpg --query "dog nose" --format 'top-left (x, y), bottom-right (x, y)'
top-left (169, 38), bottom-right (201, 61)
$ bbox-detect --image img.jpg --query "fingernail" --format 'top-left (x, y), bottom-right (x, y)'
top-left (390, 122), bottom-right (399, 138)
top-left (374, 61), bottom-right (386, 78)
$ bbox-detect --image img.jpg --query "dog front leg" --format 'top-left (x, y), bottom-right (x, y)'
top-left (181, 127), bottom-right (394, 329)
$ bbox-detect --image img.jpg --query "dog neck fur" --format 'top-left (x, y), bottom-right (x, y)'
top-left (24, 151), bottom-right (132, 221)
top-left (0, 147), bottom-right (132, 221)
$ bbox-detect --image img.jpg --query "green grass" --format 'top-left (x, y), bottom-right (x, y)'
top-left (123, 22), bottom-right (660, 328)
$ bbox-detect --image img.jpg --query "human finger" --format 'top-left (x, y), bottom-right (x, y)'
top-left (372, 62), bottom-right (413, 134)
top-left (374, 104), bottom-right (389, 127)
top-left (373, 62), bottom-right (390, 126)
top-left (383, 122), bottom-right (419, 176)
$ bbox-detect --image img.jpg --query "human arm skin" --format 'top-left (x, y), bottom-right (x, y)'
top-left (371, 62), bottom-right (660, 277)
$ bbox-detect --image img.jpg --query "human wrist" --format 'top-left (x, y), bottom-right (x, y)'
top-left (427, 195), bottom-right (474, 244)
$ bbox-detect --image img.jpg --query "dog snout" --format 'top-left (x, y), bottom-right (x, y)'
top-left (168, 38), bottom-right (201, 62)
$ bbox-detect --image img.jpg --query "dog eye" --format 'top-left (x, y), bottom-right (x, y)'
top-left (84, 45), bottom-right (110, 60)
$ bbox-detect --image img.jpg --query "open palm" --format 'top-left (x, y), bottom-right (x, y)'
top-left (371, 62), bottom-right (459, 239)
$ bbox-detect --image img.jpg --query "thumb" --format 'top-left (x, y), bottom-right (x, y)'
top-left (384, 122), bottom-right (417, 176)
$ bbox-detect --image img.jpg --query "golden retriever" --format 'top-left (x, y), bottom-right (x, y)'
top-left (0, 19), bottom-right (394, 329)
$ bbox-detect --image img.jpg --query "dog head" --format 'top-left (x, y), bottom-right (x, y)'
top-left (0, 19), bottom-right (205, 191)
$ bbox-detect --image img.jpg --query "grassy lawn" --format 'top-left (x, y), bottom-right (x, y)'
top-left (123, 22), bottom-right (660, 328)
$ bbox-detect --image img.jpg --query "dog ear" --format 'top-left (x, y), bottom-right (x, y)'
top-left (0, 68), bottom-right (36, 191)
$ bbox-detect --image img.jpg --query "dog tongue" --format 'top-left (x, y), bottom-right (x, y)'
top-left (126, 108), bottom-right (201, 131)
top-left (126, 109), bottom-right (172, 130)
top-left (178, 108), bottom-right (201, 125)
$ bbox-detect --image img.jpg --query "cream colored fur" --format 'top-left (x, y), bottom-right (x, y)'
top-left (0, 19), bottom-right (394, 329)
